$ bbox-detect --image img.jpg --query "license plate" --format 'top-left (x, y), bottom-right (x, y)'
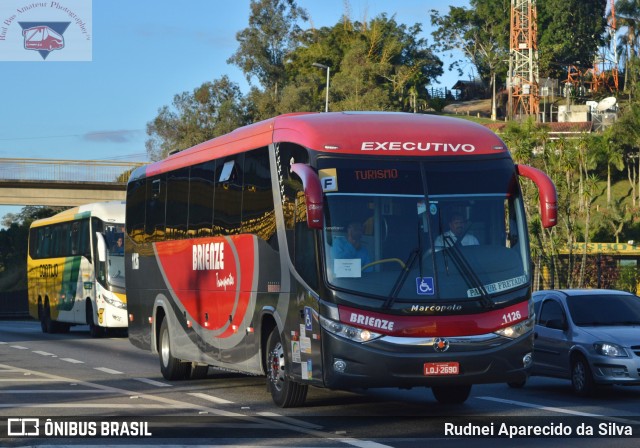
top-left (424, 362), bottom-right (459, 376)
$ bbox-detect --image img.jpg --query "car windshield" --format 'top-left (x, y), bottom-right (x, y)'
top-left (566, 294), bottom-right (640, 326)
top-left (319, 157), bottom-right (530, 304)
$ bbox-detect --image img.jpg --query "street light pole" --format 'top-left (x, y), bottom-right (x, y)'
top-left (312, 63), bottom-right (330, 112)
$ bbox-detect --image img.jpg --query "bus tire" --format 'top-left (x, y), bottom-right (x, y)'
top-left (266, 328), bottom-right (307, 408)
top-left (159, 318), bottom-right (189, 380)
top-left (86, 301), bottom-right (103, 338)
top-left (40, 301), bottom-right (53, 334)
top-left (431, 385), bottom-right (471, 404)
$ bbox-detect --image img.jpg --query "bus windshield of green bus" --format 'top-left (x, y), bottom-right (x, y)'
top-left (105, 227), bottom-right (125, 289)
top-left (319, 157), bottom-right (530, 303)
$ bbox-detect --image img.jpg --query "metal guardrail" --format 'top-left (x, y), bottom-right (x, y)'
top-left (0, 158), bottom-right (147, 183)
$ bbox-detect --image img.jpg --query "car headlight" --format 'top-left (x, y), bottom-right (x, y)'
top-left (594, 342), bottom-right (628, 358)
top-left (494, 317), bottom-right (534, 339)
top-left (319, 315), bottom-right (382, 343)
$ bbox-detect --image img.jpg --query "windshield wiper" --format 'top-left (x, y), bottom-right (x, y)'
top-left (383, 216), bottom-right (425, 310)
top-left (383, 247), bottom-right (421, 309)
top-left (442, 235), bottom-right (493, 309)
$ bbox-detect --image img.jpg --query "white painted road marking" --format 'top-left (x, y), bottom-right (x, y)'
top-left (0, 362), bottom-right (391, 447)
top-left (32, 350), bottom-right (57, 357)
top-left (134, 377), bottom-right (172, 387)
top-left (478, 396), bottom-right (640, 425)
top-left (188, 392), bottom-right (234, 404)
top-left (94, 367), bottom-right (123, 374)
top-left (60, 358), bottom-right (84, 364)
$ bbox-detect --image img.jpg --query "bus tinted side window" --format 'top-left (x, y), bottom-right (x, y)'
top-left (243, 148), bottom-right (277, 247)
top-left (29, 219), bottom-right (90, 260)
top-left (188, 160), bottom-right (215, 237)
top-left (214, 154), bottom-right (244, 236)
top-left (166, 168), bottom-right (190, 240)
top-left (278, 144), bottom-right (316, 289)
top-left (127, 179), bottom-right (146, 244)
top-left (146, 175), bottom-right (166, 242)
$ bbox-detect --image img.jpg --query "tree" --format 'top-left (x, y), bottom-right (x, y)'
top-left (431, 1), bottom-right (607, 86)
top-left (611, 101), bottom-right (640, 205)
top-left (430, 0), bottom-right (510, 95)
top-left (537, 0), bottom-right (608, 79)
top-left (145, 76), bottom-right (248, 161)
top-left (0, 206), bottom-right (62, 283)
top-left (597, 127), bottom-right (625, 205)
top-left (227, 0), bottom-right (308, 100)
top-left (613, 0), bottom-right (640, 91)
top-left (285, 15), bottom-right (443, 113)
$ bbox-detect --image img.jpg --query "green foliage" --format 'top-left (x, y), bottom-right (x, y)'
top-left (430, 0), bottom-right (510, 89)
top-left (537, 0), bottom-right (607, 78)
top-left (0, 206), bottom-right (61, 279)
top-left (227, 0), bottom-right (308, 91)
top-left (431, 0), bottom-right (608, 87)
top-left (616, 264), bottom-right (640, 293)
top-left (145, 76), bottom-right (248, 161)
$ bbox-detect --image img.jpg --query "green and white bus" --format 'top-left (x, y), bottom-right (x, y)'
top-left (28, 201), bottom-right (127, 336)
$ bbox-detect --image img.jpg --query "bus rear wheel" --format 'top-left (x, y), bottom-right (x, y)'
top-left (159, 318), bottom-right (189, 380)
top-left (431, 385), bottom-right (472, 404)
top-left (266, 328), bottom-right (307, 408)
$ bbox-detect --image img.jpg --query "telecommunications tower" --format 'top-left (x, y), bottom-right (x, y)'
top-left (508, 0), bottom-right (539, 119)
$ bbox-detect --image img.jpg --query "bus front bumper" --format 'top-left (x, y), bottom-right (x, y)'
top-left (321, 329), bottom-right (533, 389)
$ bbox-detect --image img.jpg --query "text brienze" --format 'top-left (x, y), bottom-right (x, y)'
top-left (361, 141), bottom-right (476, 152)
top-left (349, 313), bottom-right (395, 331)
top-left (193, 242), bottom-right (224, 270)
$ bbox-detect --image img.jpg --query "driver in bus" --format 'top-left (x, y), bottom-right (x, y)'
top-left (333, 221), bottom-right (372, 270)
top-left (112, 236), bottom-right (124, 254)
top-left (434, 213), bottom-right (479, 249)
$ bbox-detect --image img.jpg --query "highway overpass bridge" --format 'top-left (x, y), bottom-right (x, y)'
top-left (0, 158), bottom-right (146, 206)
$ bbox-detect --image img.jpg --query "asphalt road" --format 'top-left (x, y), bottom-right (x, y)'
top-left (1, 320), bottom-right (639, 447)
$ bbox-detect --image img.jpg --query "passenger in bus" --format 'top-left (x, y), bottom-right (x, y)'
top-left (333, 221), bottom-right (372, 269)
top-left (434, 213), bottom-right (479, 249)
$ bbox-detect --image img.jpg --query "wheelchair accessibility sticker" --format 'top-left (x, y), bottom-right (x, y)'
top-left (416, 277), bottom-right (434, 295)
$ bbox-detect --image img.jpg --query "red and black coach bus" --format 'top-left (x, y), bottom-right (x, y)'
top-left (125, 112), bottom-right (557, 407)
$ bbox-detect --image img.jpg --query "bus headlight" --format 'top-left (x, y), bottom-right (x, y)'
top-left (319, 315), bottom-right (382, 343)
top-left (494, 318), bottom-right (533, 339)
top-left (102, 294), bottom-right (127, 310)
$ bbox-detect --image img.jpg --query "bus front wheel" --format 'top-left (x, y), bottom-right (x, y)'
top-left (40, 302), bottom-right (53, 334)
top-left (159, 318), bottom-right (189, 380)
top-left (86, 301), bottom-right (103, 338)
top-left (431, 385), bottom-right (472, 404)
top-left (266, 328), bottom-right (307, 408)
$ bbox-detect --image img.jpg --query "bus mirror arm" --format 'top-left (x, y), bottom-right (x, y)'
top-left (516, 164), bottom-right (558, 228)
top-left (290, 163), bottom-right (324, 229)
top-left (95, 232), bottom-right (107, 262)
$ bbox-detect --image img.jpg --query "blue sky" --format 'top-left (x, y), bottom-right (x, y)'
top-left (0, 0), bottom-right (469, 219)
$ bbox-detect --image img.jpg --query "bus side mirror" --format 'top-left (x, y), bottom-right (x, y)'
top-left (95, 232), bottom-right (107, 262)
top-left (516, 164), bottom-right (558, 228)
top-left (290, 163), bottom-right (324, 229)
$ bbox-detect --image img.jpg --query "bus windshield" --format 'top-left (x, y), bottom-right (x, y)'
top-left (320, 157), bottom-right (529, 303)
top-left (105, 227), bottom-right (125, 289)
